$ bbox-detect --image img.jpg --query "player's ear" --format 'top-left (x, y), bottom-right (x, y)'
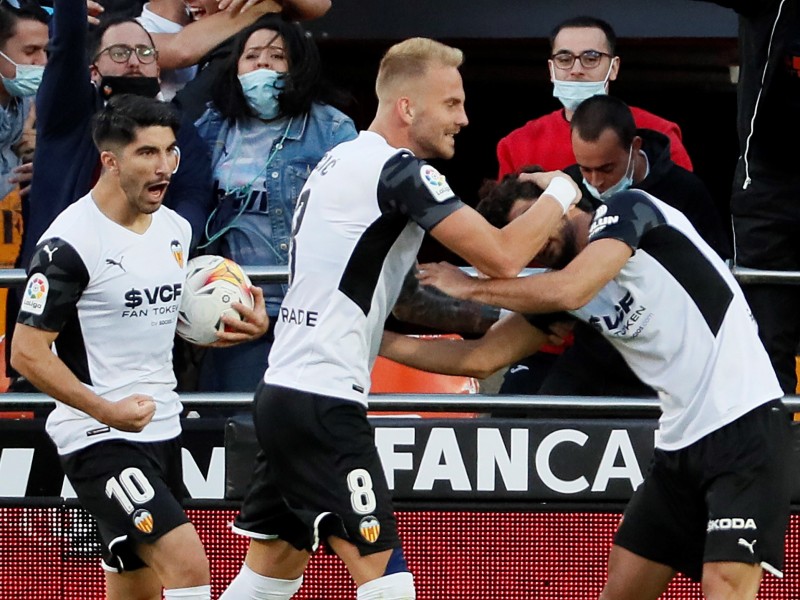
top-left (100, 150), bottom-right (119, 174)
top-left (397, 97), bottom-right (414, 124)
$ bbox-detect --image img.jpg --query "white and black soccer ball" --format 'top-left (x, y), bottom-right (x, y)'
top-left (176, 255), bottom-right (254, 345)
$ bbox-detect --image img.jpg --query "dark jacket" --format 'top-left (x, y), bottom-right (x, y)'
top-left (696, 0), bottom-right (800, 186)
top-left (565, 128), bottom-right (732, 259)
top-left (21, 0), bottom-right (213, 268)
top-left (171, 39), bottom-right (232, 123)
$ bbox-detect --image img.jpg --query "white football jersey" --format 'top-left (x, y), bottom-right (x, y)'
top-left (265, 131), bottom-right (465, 405)
top-left (18, 193), bottom-right (191, 454)
top-left (571, 189), bottom-right (782, 450)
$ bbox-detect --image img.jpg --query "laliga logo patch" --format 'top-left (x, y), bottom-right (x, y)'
top-left (420, 165), bottom-right (454, 202)
top-left (21, 274), bottom-right (49, 315)
top-left (359, 515), bottom-right (381, 544)
top-left (133, 509), bottom-right (154, 534)
top-left (171, 239), bottom-right (184, 268)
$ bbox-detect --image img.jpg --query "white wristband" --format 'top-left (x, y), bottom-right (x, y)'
top-left (543, 177), bottom-right (577, 214)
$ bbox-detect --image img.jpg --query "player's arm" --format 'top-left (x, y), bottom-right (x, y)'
top-left (392, 267), bottom-right (501, 335)
top-left (218, 0), bottom-right (331, 19)
top-left (150, 1), bottom-right (280, 70)
top-left (380, 313), bottom-right (549, 379)
top-left (11, 325), bottom-right (155, 432)
top-left (418, 238), bottom-right (633, 314)
top-left (429, 171), bottom-right (581, 278)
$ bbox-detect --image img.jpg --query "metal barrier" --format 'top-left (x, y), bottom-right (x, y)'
top-left (2, 392), bottom-right (799, 414)
top-left (2, 264), bottom-right (800, 287)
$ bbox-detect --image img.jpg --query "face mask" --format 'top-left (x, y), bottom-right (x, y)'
top-left (98, 75), bottom-right (161, 100)
top-left (551, 61), bottom-right (614, 112)
top-left (583, 146), bottom-right (635, 202)
top-left (238, 68), bottom-right (284, 120)
top-left (0, 51), bottom-right (44, 97)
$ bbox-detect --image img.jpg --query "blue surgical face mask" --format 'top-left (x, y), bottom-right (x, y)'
top-left (550, 61), bottom-right (614, 113)
top-left (238, 68), bottom-right (284, 120)
top-left (0, 50), bottom-right (44, 97)
top-left (583, 146), bottom-right (635, 202)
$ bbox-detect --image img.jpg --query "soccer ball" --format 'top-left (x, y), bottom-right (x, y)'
top-left (176, 255), bottom-right (254, 345)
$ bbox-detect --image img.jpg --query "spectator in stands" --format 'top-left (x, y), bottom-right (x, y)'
top-left (496, 15), bottom-right (693, 177)
top-left (484, 96), bottom-right (731, 397)
top-left (136, 0), bottom-right (288, 101)
top-left (690, 0), bottom-right (800, 394)
top-left (194, 16), bottom-right (356, 392)
top-left (0, 3), bottom-right (48, 386)
top-left (0, 2), bottom-right (48, 269)
top-left (382, 179), bottom-right (790, 600)
top-left (172, 1), bottom-right (332, 121)
top-left (568, 96), bottom-right (729, 254)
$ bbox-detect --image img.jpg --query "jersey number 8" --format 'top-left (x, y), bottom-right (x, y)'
top-left (347, 468), bottom-right (377, 514)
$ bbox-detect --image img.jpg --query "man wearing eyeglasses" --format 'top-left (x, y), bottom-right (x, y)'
top-left (496, 15), bottom-right (693, 178)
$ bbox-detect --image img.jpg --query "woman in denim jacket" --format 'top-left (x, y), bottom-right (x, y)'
top-left (194, 16), bottom-right (357, 391)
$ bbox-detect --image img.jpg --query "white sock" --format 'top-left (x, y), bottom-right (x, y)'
top-left (357, 572), bottom-right (416, 600)
top-left (219, 563), bottom-right (303, 600)
top-left (164, 585), bottom-right (211, 600)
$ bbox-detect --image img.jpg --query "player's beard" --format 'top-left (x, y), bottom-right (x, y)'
top-left (550, 220), bottom-right (580, 270)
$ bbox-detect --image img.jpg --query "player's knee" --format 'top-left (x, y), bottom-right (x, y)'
top-left (356, 571), bottom-right (416, 600)
top-left (164, 553), bottom-right (210, 587)
top-left (701, 562), bottom-right (761, 599)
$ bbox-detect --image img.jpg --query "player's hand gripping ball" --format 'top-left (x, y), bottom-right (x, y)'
top-left (176, 255), bottom-right (255, 345)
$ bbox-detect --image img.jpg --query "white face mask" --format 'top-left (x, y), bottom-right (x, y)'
top-left (583, 145), bottom-right (635, 202)
top-left (550, 61), bottom-right (614, 113)
top-left (238, 68), bottom-right (283, 120)
top-left (0, 50), bottom-right (44, 97)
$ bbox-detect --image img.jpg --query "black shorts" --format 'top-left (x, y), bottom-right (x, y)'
top-left (233, 383), bottom-right (401, 556)
top-left (60, 437), bottom-right (188, 573)
top-left (615, 399), bottom-right (792, 582)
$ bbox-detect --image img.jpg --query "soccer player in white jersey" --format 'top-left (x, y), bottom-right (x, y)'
top-left (11, 94), bottom-right (268, 600)
top-left (219, 38), bottom-right (583, 600)
top-left (381, 180), bottom-right (791, 600)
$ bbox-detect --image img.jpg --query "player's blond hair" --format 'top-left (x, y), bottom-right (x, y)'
top-left (375, 38), bottom-right (464, 101)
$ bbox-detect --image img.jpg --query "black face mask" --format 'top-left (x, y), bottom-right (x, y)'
top-left (98, 76), bottom-right (161, 100)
